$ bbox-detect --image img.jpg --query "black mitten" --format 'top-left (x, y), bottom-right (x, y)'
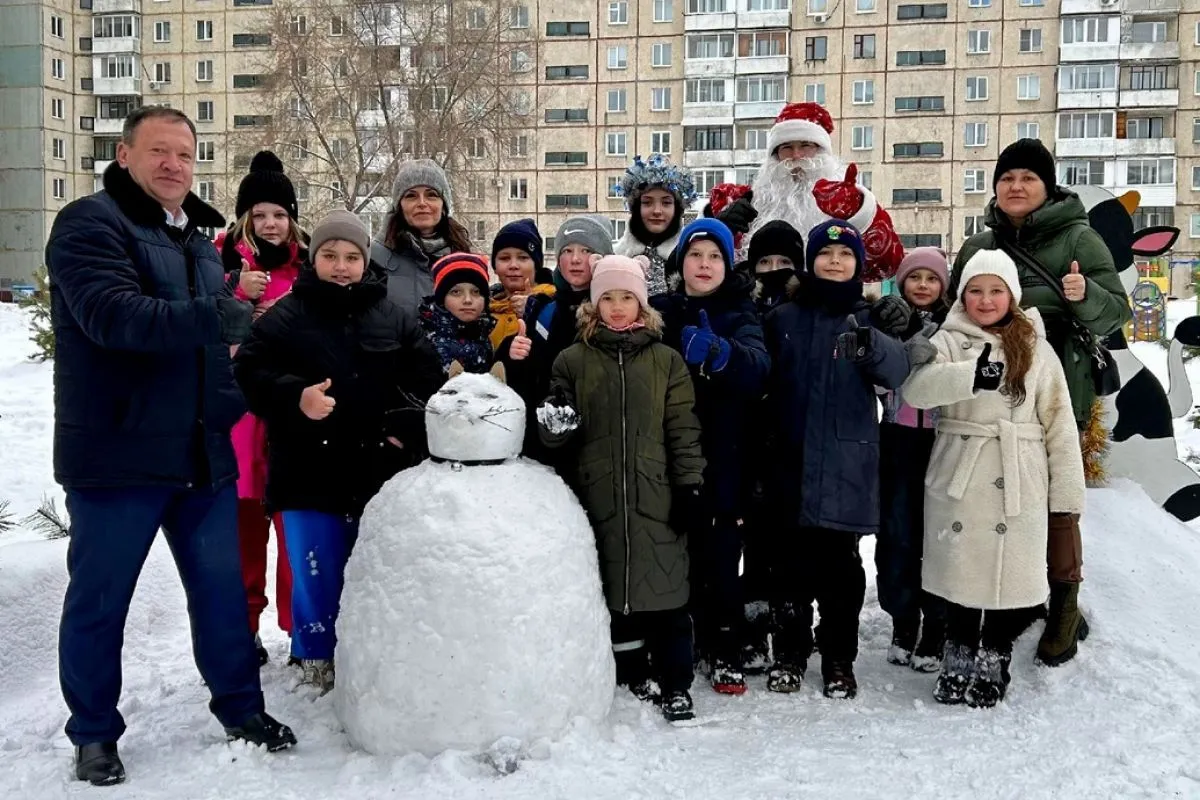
top-left (973, 343), bottom-right (1004, 391)
top-left (834, 316), bottom-right (872, 362)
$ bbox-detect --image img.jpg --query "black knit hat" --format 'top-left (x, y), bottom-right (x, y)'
top-left (993, 138), bottom-right (1057, 193)
top-left (747, 220), bottom-right (804, 271)
top-left (235, 151), bottom-right (298, 220)
top-left (491, 218), bottom-right (544, 273)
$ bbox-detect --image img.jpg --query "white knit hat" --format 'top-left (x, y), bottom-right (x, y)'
top-left (957, 248), bottom-right (1022, 306)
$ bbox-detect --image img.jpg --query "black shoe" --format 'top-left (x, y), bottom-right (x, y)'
top-left (75, 742), bottom-right (125, 786)
top-left (710, 660), bottom-right (747, 695)
top-left (766, 663), bottom-right (805, 693)
top-left (966, 648), bottom-right (1012, 709)
top-left (822, 661), bottom-right (858, 699)
top-left (911, 619), bottom-right (946, 674)
top-left (628, 678), bottom-right (662, 705)
top-left (933, 642), bottom-right (976, 705)
top-left (224, 712), bottom-right (297, 752)
top-left (887, 616), bottom-right (920, 666)
top-left (255, 634), bottom-right (269, 667)
top-left (661, 690), bottom-right (695, 723)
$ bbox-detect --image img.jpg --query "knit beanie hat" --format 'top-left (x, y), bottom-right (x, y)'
top-left (676, 218), bottom-right (736, 268)
top-left (491, 218), bottom-right (544, 272)
top-left (957, 248), bottom-right (1023, 306)
top-left (392, 159), bottom-right (452, 213)
top-left (993, 138), bottom-right (1057, 194)
top-left (431, 253), bottom-right (491, 305)
top-left (591, 254), bottom-right (650, 309)
top-left (804, 219), bottom-right (866, 278)
top-left (555, 215), bottom-right (613, 258)
top-left (747, 220), bottom-right (805, 271)
top-left (895, 246), bottom-right (950, 289)
top-left (309, 210), bottom-right (371, 261)
top-left (235, 151), bottom-right (298, 220)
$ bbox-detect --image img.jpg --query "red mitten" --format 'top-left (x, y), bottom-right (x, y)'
top-left (859, 206), bottom-right (905, 284)
top-left (812, 164), bottom-right (864, 220)
top-left (707, 182), bottom-right (753, 217)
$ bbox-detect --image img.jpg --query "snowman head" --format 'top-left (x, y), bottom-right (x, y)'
top-left (425, 362), bottom-right (526, 463)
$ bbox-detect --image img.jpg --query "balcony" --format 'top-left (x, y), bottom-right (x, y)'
top-left (681, 104), bottom-right (734, 128)
top-left (736, 9), bottom-right (790, 28)
top-left (92, 36), bottom-right (140, 56)
top-left (734, 100), bottom-right (785, 120)
top-left (684, 11), bottom-right (737, 32)
top-left (1111, 184), bottom-right (1175, 207)
top-left (93, 76), bottom-right (142, 96)
top-left (94, 117), bottom-right (124, 135)
top-left (1055, 138), bottom-right (1116, 158)
top-left (1120, 88), bottom-right (1179, 107)
top-left (684, 57), bottom-right (736, 78)
top-left (683, 150), bottom-right (735, 169)
top-left (734, 148), bottom-right (767, 164)
top-left (1060, 0), bottom-right (1109, 13)
top-left (1114, 138), bottom-right (1175, 156)
top-left (1057, 90), bottom-right (1118, 110)
top-left (93, 0), bottom-right (142, 12)
top-left (1120, 41), bottom-right (1179, 61)
top-left (1059, 42), bottom-right (1120, 62)
top-left (1124, 0), bottom-right (1181, 13)
top-left (735, 55), bottom-right (788, 75)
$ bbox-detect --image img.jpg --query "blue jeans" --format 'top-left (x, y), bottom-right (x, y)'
top-left (281, 511), bottom-right (359, 660)
top-left (59, 486), bottom-right (263, 746)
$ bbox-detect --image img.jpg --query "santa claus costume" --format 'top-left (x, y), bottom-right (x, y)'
top-left (707, 102), bottom-right (905, 284)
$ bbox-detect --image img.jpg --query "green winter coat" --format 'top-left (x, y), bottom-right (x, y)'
top-left (541, 321), bottom-right (705, 615)
top-left (952, 189), bottom-right (1131, 426)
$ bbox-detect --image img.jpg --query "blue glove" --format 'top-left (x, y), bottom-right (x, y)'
top-left (681, 310), bottom-right (732, 373)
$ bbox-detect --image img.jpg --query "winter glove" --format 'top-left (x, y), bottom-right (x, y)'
top-left (905, 322), bottom-right (940, 368)
top-left (973, 343), bottom-right (1004, 392)
top-left (216, 294), bottom-right (253, 346)
top-left (536, 386), bottom-right (580, 437)
top-left (669, 484), bottom-right (707, 537)
top-left (834, 316), bottom-right (872, 363)
top-left (716, 196), bottom-right (758, 236)
top-left (681, 310), bottom-right (732, 374)
top-left (869, 295), bottom-right (912, 337)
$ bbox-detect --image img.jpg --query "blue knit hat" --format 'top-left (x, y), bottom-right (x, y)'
top-left (677, 218), bottom-right (735, 268)
top-left (805, 219), bottom-right (866, 279)
top-left (491, 218), bottom-right (544, 273)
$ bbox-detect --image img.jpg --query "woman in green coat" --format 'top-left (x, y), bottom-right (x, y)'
top-left (538, 253), bottom-right (705, 723)
top-left (951, 138), bottom-right (1130, 669)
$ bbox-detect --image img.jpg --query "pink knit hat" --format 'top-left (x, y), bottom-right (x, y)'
top-left (895, 247), bottom-right (950, 289)
top-left (590, 254), bottom-right (651, 309)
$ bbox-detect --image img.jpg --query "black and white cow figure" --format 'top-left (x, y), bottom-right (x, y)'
top-left (1071, 184), bottom-right (1200, 522)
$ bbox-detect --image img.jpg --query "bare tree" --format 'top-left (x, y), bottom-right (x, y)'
top-left (240, 0), bottom-right (537, 232)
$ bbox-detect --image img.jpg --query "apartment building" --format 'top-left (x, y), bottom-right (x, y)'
top-left (2, 0), bottom-right (1199, 291)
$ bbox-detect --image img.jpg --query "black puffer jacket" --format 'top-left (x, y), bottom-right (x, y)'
top-left (234, 267), bottom-right (444, 516)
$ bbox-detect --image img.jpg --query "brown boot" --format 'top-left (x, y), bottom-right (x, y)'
top-left (1037, 581), bottom-right (1089, 666)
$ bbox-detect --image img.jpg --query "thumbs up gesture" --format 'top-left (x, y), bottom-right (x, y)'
top-left (238, 260), bottom-right (269, 300)
top-left (300, 378), bottom-right (336, 420)
top-left (1061, 260), bottom-right (1086, 302)
top-left (508, 319), bottom-right (532, 361)
top-left (973, 343), bottom-right (1004, 392)
top-left (681, 309), bottom-right (733, 373)
top-left (835, 315), bottom-right (872, 361)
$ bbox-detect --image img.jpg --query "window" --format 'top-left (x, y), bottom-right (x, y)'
top-left (1019, 0), bottom-right (1043, 6)
top-left (545, 108), bottom-right (589, 123)
top-left (804, 82), bottom-right (826, 104)
top-left (51, 58), bottom-right (65, 79)
top-left (688, 0), bottom-right (728, 11)
top-left (1017, 74), bottom-right (1040, 100)
top-left (892, 188), bottom-right (942, 204)
top-left (900, 234), bottom-right (943, 248)
top-left (329, 181), bottom-right (343, 200)
top-left (510, 5), bottom-right (529, 27)
top-left (856, 0), bottom-right (875, 10)
top-left (1129, 21), bottom-right (1166, 44)
top-left (609, 1), bottom-right (628, 23)
top-left (80, 78), bottom-right (93, 91)
top-left (51, 97), bottom-right (64, 119)
top-left (738, 30), bottom-right (787, 57)
top-left (606, 177), bottom-right (624, 198)
top-left (1193, 166), bottom-right (1200, 190)
top-left (468, 136), bottom-right (486, 159)
top-left (964, 122), bottom-right (988, 147)
top-left (652, 43), bottom-right (672, 67)
top-left (967, 30), bottom-right (991, 55)
top-left (897, 50), bottom-right (946, 66)
top-left (197, 20), bottom-right (213, 40)
top-left (197, 60), bottom-right (213, 82)
top-left (606, 132), bottom-right (628, 156)
top-left (964, 215), bottom-right (986, 238)
top-left (608, 89), bottom-right (627, 112)
top-left (964, 169), bottom-right (987, 193)
top-left (510, 135), bottom-right (529, 156)
top-left (98, 55), bottom-right (135, 78)
top-left (510, 50), bottom-right (531, 72)
top-left (809, 0), bottom-right (828, 12)
top-left (93, 15), bottom-right (135, 37)
top-left (467, 7), bottom-right (486, 29)
top-left (1057, 112), bottom-right (1115, 139)
top-left (852, 79), bottom-right (874, 104)
top-left (966, 76), bottom-right (989, 101)
top-left (289, 14), bottom-right (307, 35)
top-left (654, 0), bottom-right (673, 21)
top-left (1062, 17), bottom-right (1111, 45)
top-left (545, 151), bottom-right (588, 166)
top-left (1192, 214), bottom-right (1200, 239)
top-left (467, 178), bottom-right (484, 201)
top-left (329, 138), bottom-right (350, 159)
top-left (693, 169), bottom-right (724, 196)
top-left (232, 33), bottom-right (271, 47)
top-left (1019, 29), bottom-right (1042, 53)
top-left (192, 181), bottom-right (213, 202)
top-left (509, 178), bottom-right (528, 200)
top-left (896, 3), bottom-right (947, 20)
top-left (744, 128), bottom-right (768, 150)
top-left (1017, 121), bottom-right (1039, 140)
top-left (685, 126), bottom-right (733, 150)
top-left (687, 33), bottom-right (734, 59)
top-left (651, 87), bottom-right (672, 111)
top-left (685, 78), bottom-right (726, 103)
top-left (895, 95), bottom-right (945, 112)
top-left (154, 21), bottom-right (170, 41)
top-left (1126, 158), bottom-right (1174, 186)
top-left (197, 100), bottom-right (214, 122)
top-left (851, 125), bottom-right (873, 150)
top-left (651, 131), bottom-right (672, 153)
top-left (1194, 118), bottom-right (1200, 143)
top-left (1134, 207), bottom-right (1173, 229)
top-left (737, 76), bottom-right (785, 103)
top-left (154, 63), bottom-right (172, 83)
top-left (79, 115), bottom-right (94, 130)
top-left (805, 36), bottom-right (827, 61)
top-left (52, 137), bottom-right (65, 159)
top-left (854, 34), bottom-right (875, 59)
top-left (608, 45), bottom-right (628, 69)
top-left (545, 21), bottom-right (590, 36)
top-left (333, 56), bottom-right (349, 78)
top-left (968, 0), bottom-right (989, 6)
top-left (748, 0), bottom-right (787, 8)
top-left (546, 65), bottom-right (588, 80)
top-left (894, 141), bottom-right (944, 158)
top-left (1060, 65), bottom-right (1116, 91)
top-left (50, 15), bottom-right (63, 38)
top-left (545, 194), bottom-right (589, 209)
top-left (53, 178), bottom-right (66, 200)
top-left (1129, 65), bottom-right (1171, 92)
top-left (1058, 160), bottom-right (1105, 185)
top-left (197, 141), bottom-right (215, 161)
top-left (1125, 117), bottom-right (1165, 139)
top-left (292, 180), bottom-right (308, 202)
top-left (858, 171), bottom-right (872, 190)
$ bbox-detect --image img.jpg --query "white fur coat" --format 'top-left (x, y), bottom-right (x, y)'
top-left (901, 306), bottom-right (1086, 610)
top-left (614, 231), bottom-right (678, 297)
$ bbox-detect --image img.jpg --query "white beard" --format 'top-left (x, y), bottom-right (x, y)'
top-left (744, 153), bottom-right (844, 258)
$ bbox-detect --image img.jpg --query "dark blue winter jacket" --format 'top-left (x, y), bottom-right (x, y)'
top-left (764, 295), bottom-right (909, 534)
top-left (45, 162), bottom-right (244, 490)
top-left (653, 270), bottom-right (771, 516)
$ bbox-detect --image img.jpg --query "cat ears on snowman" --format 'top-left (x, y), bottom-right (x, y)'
top-left (446, 360), bottom-right (508, 385)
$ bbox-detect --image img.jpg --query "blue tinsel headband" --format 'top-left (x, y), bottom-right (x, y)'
top-left (617, 154), bottom-right (698, 208)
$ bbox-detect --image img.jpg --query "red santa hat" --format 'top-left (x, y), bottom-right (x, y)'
top-left (766, 102), bottom-right (834, 159)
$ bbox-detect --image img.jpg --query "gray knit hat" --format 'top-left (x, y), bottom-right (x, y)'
top-left (554, 215), bottom-right (613, 258)
top-left (310, 210), bottom-right (370, 261)
top-left (392, 159), bottom-right (452, 212)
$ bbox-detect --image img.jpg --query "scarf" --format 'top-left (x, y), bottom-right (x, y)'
top-left (418, 299), bottom-right (496, 374)
top-left (414, 234), bottom-right (451, 260)
top-left (251, 234), bottom-right (294, 270)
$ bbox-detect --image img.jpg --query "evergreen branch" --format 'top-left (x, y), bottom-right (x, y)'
top-left (0, 500), bottom-right (14, 534)
top-left (23, 496), bottom-right (70, 540)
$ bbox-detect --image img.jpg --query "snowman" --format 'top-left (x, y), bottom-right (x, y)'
top-left (334, 361), bottom-right (615, 760)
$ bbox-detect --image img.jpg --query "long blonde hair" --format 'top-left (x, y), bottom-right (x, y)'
top-left (576, 301), bottom-right (664, 344)
top-left (230, 209), bottom-right (307, 256)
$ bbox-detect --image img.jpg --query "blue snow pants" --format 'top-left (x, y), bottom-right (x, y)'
top-left (59, 486), bottom-right (263, 746)
top-left (281, 511), bottom-right (359, 660)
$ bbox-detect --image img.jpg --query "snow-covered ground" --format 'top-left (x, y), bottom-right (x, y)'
top-left (3, 302), bottom-right (1200, 799)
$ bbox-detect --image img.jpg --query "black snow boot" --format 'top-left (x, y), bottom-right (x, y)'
top-left (887, 615), bottom-right (920, 667)
top-left (934, 642), bottom-right (976, 705)
top-left (629, 678), bottom-right (662, 705)
top-left (75, 742), bottom-right (125, 786)
top-left (661, 690), bottom-right (695, 723)
top-left (740, 600), bottom-right (772, 674)
top-left (822, 661), bottom-right (858, 699)
top-left (966, 648), bottom-right (1012, 709)
top-left (224, 712), bottom-right (297, 752)
top-left (911, 616), bottom-right (946, 674)
top-left (766, 662), bottom-right (806, 693)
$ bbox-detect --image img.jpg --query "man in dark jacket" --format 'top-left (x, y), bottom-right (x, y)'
top-left (45, 106), bottom-right (295, 787)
